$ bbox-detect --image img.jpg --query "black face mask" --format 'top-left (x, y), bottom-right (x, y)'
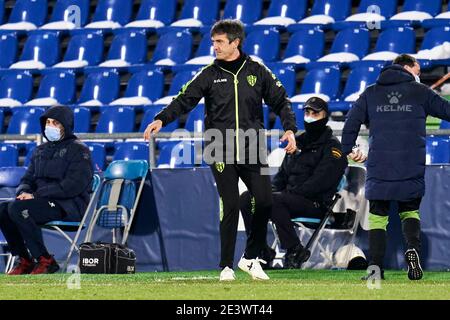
top-left (303, 117), bottom-right (328, 140)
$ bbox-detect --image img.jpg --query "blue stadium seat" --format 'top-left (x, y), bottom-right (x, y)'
top-left (151, 31), bottom-right (193, 66)
top-left (26, 71), bottom-right (76, 106)
top-left (157, 140), bottom-right (204, 168)
top-left (422, 2), bottom-right (450, 28)
top-left (153, 70), bottom-right (199, 105)
top-left (113, 142), bottom-right (149, 161)
top-left (0, 72), bottom-right (33, 107)
top-left (281, 28), bottom-right (325, 67)
top-left (252, 0), bottom-right (308, 29)
top-left (84, 142), bottom-right (106, 171)
top-left (271, 103), bottom-right (304, 131)
top-left (10, 33), bottom-right (60, 70)
top-left (140, 106), bottom-right (179, 133)
top-left (291, 67), bottom-right (341, 103)
top-left (244, 29), bottom-right (280, 62)
top-left (182, 33), bottom-right (214, 67)
top-left (184, 104), bottom-right (205, 133)
top-left (0, 166), bottom-right (27, 202)
top-left (0, 0), bottom-right (4, 25)
top-left (53, 32), bottom-right (104, 69)
top-left (85, 0), bottom-right (133, 29)
top-left (0, 108), bottom-right (3, 132)
top-left (416, 27), bottom-right (450, 69)
top-left (271, 66), bottom-right (297, 97)
top-left (77, 71), bottom-right (120, 106)
top-left (290, 0), bottom-right (352, 30)
top-left (6, 107), bottom-right (45, 135)
top-left (0, 33), bottom-right (18, 69)
top-left (440, 120), bottom-right (450, 129)
top-left (126, 0), bottom-right (177, 29)
top-left (40, 0), bottom-right (90, 30)
top-left (95, 106), bottom-right (136, 133)
top-left (73, 106), bottom-right (91, 133)
top-left (329, 65), bottom-right (382, 112)
top-left (98, 30), bottom-right (147, 68)
top-left (170, 0), bottom-right (219, 28)
top-left (0, 0), bottom-right (48, 31)
top-left (426, 136), bottom-right (450, 164)
top-left (0, 144), bottom-right (18, 167)
top-left (111, 69), bottom-right (164, 106)
top-left (385, 0), bottom-right (442, 28)
top-left (222, 0), bottom-right (263, 25)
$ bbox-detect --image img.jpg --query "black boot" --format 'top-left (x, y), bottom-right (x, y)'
top-left (284, 243), bottom-right (311, 269)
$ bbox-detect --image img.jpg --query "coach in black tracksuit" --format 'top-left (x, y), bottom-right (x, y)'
top-left (0, 105), bottom-right (93, 275)
top-left (241, 97), bottom-right (348, 268)
top-left (144, 20), bottom-right (297, 280)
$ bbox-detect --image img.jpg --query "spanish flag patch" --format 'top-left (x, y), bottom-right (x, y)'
top-left (331, 147), bottom-right (343, 159)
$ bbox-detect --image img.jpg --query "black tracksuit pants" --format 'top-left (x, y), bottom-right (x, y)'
top-left (211, 164), bottom-right (272, 269)
top-left (0, 199), bottom-right (65, 259)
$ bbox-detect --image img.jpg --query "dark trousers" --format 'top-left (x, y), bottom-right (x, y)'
top-left (0, 198), bottom-right (65, 259)
top-left (241, 191), bottom-right (325, 251)
top-left (211, 164), bottom-right (272, 268)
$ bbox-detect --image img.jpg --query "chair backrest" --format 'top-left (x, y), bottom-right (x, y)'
top-left (95, 106), bottom-right (135, 133)
top-left (266, 0), bottom-right (307, 21)
top-left (124, 69), bottom-right (164, 102)
top-left (20, 33), bottom-right (60, 66)
top-left (63, 33), bottom-right (104, 66)
top-left (157, 140), bottom-right (202, 168)
top-left (310, 0), bottom-right (352, 21)
top-left (6, 107), bottom-right (45, 134)
top-left (91, 0), bottom-right (133, 25)
top-left (421, 27), bottom-right (450, 50)
top-left (284, 29), bottom-right (325, 62)
top-left (178, 0), bottom-right (220, 26)
top-left (426, 136), bottom-right (450, 164)
top-left (168, 70), bottom-right (198, 96)
top-left (152, 31), bottom-right (193, 65)
top-left (0, 72), bottom-right (33, 103)
top-left (194, 34), bottom-right (214, 58)
top-left (402, 0), bottom-right (441, 16)
top-left (0, 34), bottom-right (18, 68)
top-left (184, 104), bottom-right (205, 133)
top-left (106, 30), bottom-right (147, 64)
top-left (35, 71), bottom-right (76, 104)
top-left (0, 166), bottom-right (27, 200)
top-left (0, 144), bottom-right (18, 167)
top-left (342, 66), bottom-right (381, 99)
top-left (0, 0), bottom-right (4, 25)
top-left (374, 27), bottom-right (415, 54)
top-left (113, 142), bottom-right (149, 161)
top-left (244, 29), bottom-right (280, 62)
top-left (357, 0), bottom-right (398, 18)
top-left (271, 66), bottom-right (296, 97)
top-left (223, 0), bottom-right (263, 25)
top-left (140, 106), bottom-right (179, 132)
top-left (84, 142), bottom-right (106, 171)
top-left (78, 71), bottom-right (120, 104)
top-left (330, 28), bottom-right (370, 58)
top-left (73, 106), bottom-right (91, 133)
top-left (135, 0), bottom-right (177, 25)
top-left (8, 0), bottom-right (48, 26)
top-left (49, 0), bottom-right (90, 26)
top-left (300, 67), bottom-right (341, 100)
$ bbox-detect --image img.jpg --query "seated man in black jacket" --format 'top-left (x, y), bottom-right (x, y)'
top-left (240, 97), bottom-right (348, 268)
top-left (0, 105), bottom-right (93, 275)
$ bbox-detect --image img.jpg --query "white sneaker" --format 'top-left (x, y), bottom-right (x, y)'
top-left (219, 267), bottom-right (236, 281)
top-left (238, 256), bottom-right (270, 280)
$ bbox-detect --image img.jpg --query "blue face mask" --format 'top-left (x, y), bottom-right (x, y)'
top-left (304, 115), bottom-right (319, 123)
top-left (45, 126), bottom-right (61, 142)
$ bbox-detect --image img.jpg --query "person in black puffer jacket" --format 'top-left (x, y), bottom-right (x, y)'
top-left (0, 105), bottom-right (93, 275)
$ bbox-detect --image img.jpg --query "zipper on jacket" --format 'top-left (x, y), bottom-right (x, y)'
top-left (218, 60), bottom-right (247, 162)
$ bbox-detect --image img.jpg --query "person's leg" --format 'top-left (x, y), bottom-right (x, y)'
top-left (211, 164), bottom-right (240, 269)
top-left (0, 202), bottom-right (32, 260)
top-left (367, 200), bottom-right (390, 271)
top-left (239, 190), bottom-right (254, 237)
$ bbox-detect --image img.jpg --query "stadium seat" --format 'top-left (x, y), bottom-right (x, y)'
top-left (26, 71), bottom-right (76, 106)
top-left (170, 0), bottom-right (219, 28)
top-left (183, 34), bottom-right (215, 67)
top-left (150, 31), bottom-right (193, 66)
top-left (281, 28), bottom-right (325, 67)
top-left (95, 106), bottom-right (136, 133)
top-left (290, 67), bottom-right (341, 103)
top-left (6, 107), bottom-right (45, 135)
top-left (440, 120), bottom-right (450, 129)
top-left (0, 0), bottom-right (4, 25)
top-left (77, 71), bottom-right (120, 106)
top-left (426, 136), bottom-right (450, 164)
top-left (99, 30), bottom-right (148, 68)
top-left (73, 106), bottom-right (91, 133)
top-left (415, 27), bottom-right (450, 68)
top-left (422, 3), bottom-right (450, 28)
top-left (385, 0), bottom-right (442, 28)
top-left (0, 33), bottom-right (18, 69)
top-left (291, 0), bottom-right (352, 30)
top-left (157, 140), bottom-right (204, 168)
top-left (111, 69), bottom-right (164, 106)
top-left (113, 142), bottom-right (149, 161)
top-left (84, 142), bottom-right (106, 171)
top-left (222, 0), bottom-right (263, 26)
top-left (0, 72), bottom-right (33, 107)
top-left (244, 29), bottom-right (280, 62)
top-left (40, 0), bottom-right (90, 30)
top-left (0, 108), bottom-right (3, 132)
top-left (85, 0), bottom-right (133, 29)
top-left (10, 33), bottom-right (60, 70)
top-left (0, 0), bottom-right (48, 31)
top-left (153, 70), bottom-right (199, 105)
top-left (125, 0), bottom-right (177, 29)
top-left (184, 104), bottom-right (205, 133)
top-left (0, 166), bottom-right (27, 199)
top-left (253, 0), bottom-right (308, 28)
top-left (271, 103), bottom-right (304, 131)
top-left (53, 32), bottom-right (104, 69)
top-left (0, 144), bottom-right (18, 167)
top-left (271, 66), bottom-right (296, 97)
top-left (140, 106), bottom-right (179, 133)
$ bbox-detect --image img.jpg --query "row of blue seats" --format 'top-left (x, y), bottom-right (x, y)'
top-left (0, 24), bottom-right (449, 74)
top-left (0, 0), bottom-right (450, 34)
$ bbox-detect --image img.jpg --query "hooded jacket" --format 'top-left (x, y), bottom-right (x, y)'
top-left (342, 64), bottom-right (450, 200)
top-left (16, 105), bottom-right (93, 221)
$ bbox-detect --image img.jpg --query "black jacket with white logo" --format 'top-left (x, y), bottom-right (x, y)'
top-left (155, 53), bottom-right (297, 163)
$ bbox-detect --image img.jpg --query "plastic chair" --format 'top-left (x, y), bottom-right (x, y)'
top-left (10, 33), bottom-right (60, 70)
top-left (25, 71), bottom-right (76, 106)
top-left (77, 71), bottom-right (120, 106)
top-left (426, 136), bottom-right (450, 164)
top-left (126, 0), bottom-right (177, 29)
top-left (222, 0), bottom-right (263, 25)
top-left (253, 0), bottom-right (307, 28)
top-left (85, 160), bottom-right (149, 244)
top-left (281, 28), bottom-right (325, 66)
top-left (6, 107), bottom-right (45, 135)
top-left (85, 0), bottom-right (133, 29)
top-left (271, 66), bottom-right (297, 97)
top-left (170, 0), bottom-right (219, 27)
top-left (0, 144), bottom-right (18, 167)
top-left (293, 0), bottom-right (352, 29)
top-left (157, 140), bottom-right (204, 168)
top-left (244, 29), bottom-right (280, 62)
top-left (0, 0), bottom-right (48, 31)
top-left (152, 69), bottom-right (199, 105)
top-left (290, 67), bottom-right (341, 103)
top-left (184, 34), bottom-right (215, 66)
top-left (0, 33), bottom-right (18, 69)
top-left (0, 72), bottom-right (33, 107)
top-left (387, 0), bottom-right (442, 27)
top-left (95, 106), bottom-right (136, 133)
top-left (184, 104), bottom-right (205, 133)
top-left (140, 106), bottom-right (179, 133)
top-left (40, 0), bottom-right (90, 30)
top-left (84, 142), bottom-right (106, 172)
top-left (113, 142), bottom-right (149, 161)
top-left (151, 31), bottom-right (193, 66)
top-left (73, 106), bottom-right (91, 133)
top-left (99, 30), bottom-right (148, 68)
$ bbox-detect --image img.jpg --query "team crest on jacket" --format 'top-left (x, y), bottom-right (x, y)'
top-left (215, 162), bottom-right (225, 173)
top-left (247, 75), bottom-right (257, 87)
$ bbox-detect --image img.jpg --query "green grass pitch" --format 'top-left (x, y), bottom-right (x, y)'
top-left (1, 269), bottom-right (450, 300)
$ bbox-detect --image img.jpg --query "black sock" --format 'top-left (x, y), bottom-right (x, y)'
top-left (369, 229), bottom-right (386, 269)
top-left (402, 218), bottom-right (421, 252)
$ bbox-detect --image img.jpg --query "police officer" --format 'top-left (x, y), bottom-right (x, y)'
top-left (241, 97), bottom-right (348, 268)
top-left (342, 54), bottom-right (450, 280)
top-left (144, 20), bottom-right (297, 281)
top-left (0, 105), bottom-right (93, 275)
